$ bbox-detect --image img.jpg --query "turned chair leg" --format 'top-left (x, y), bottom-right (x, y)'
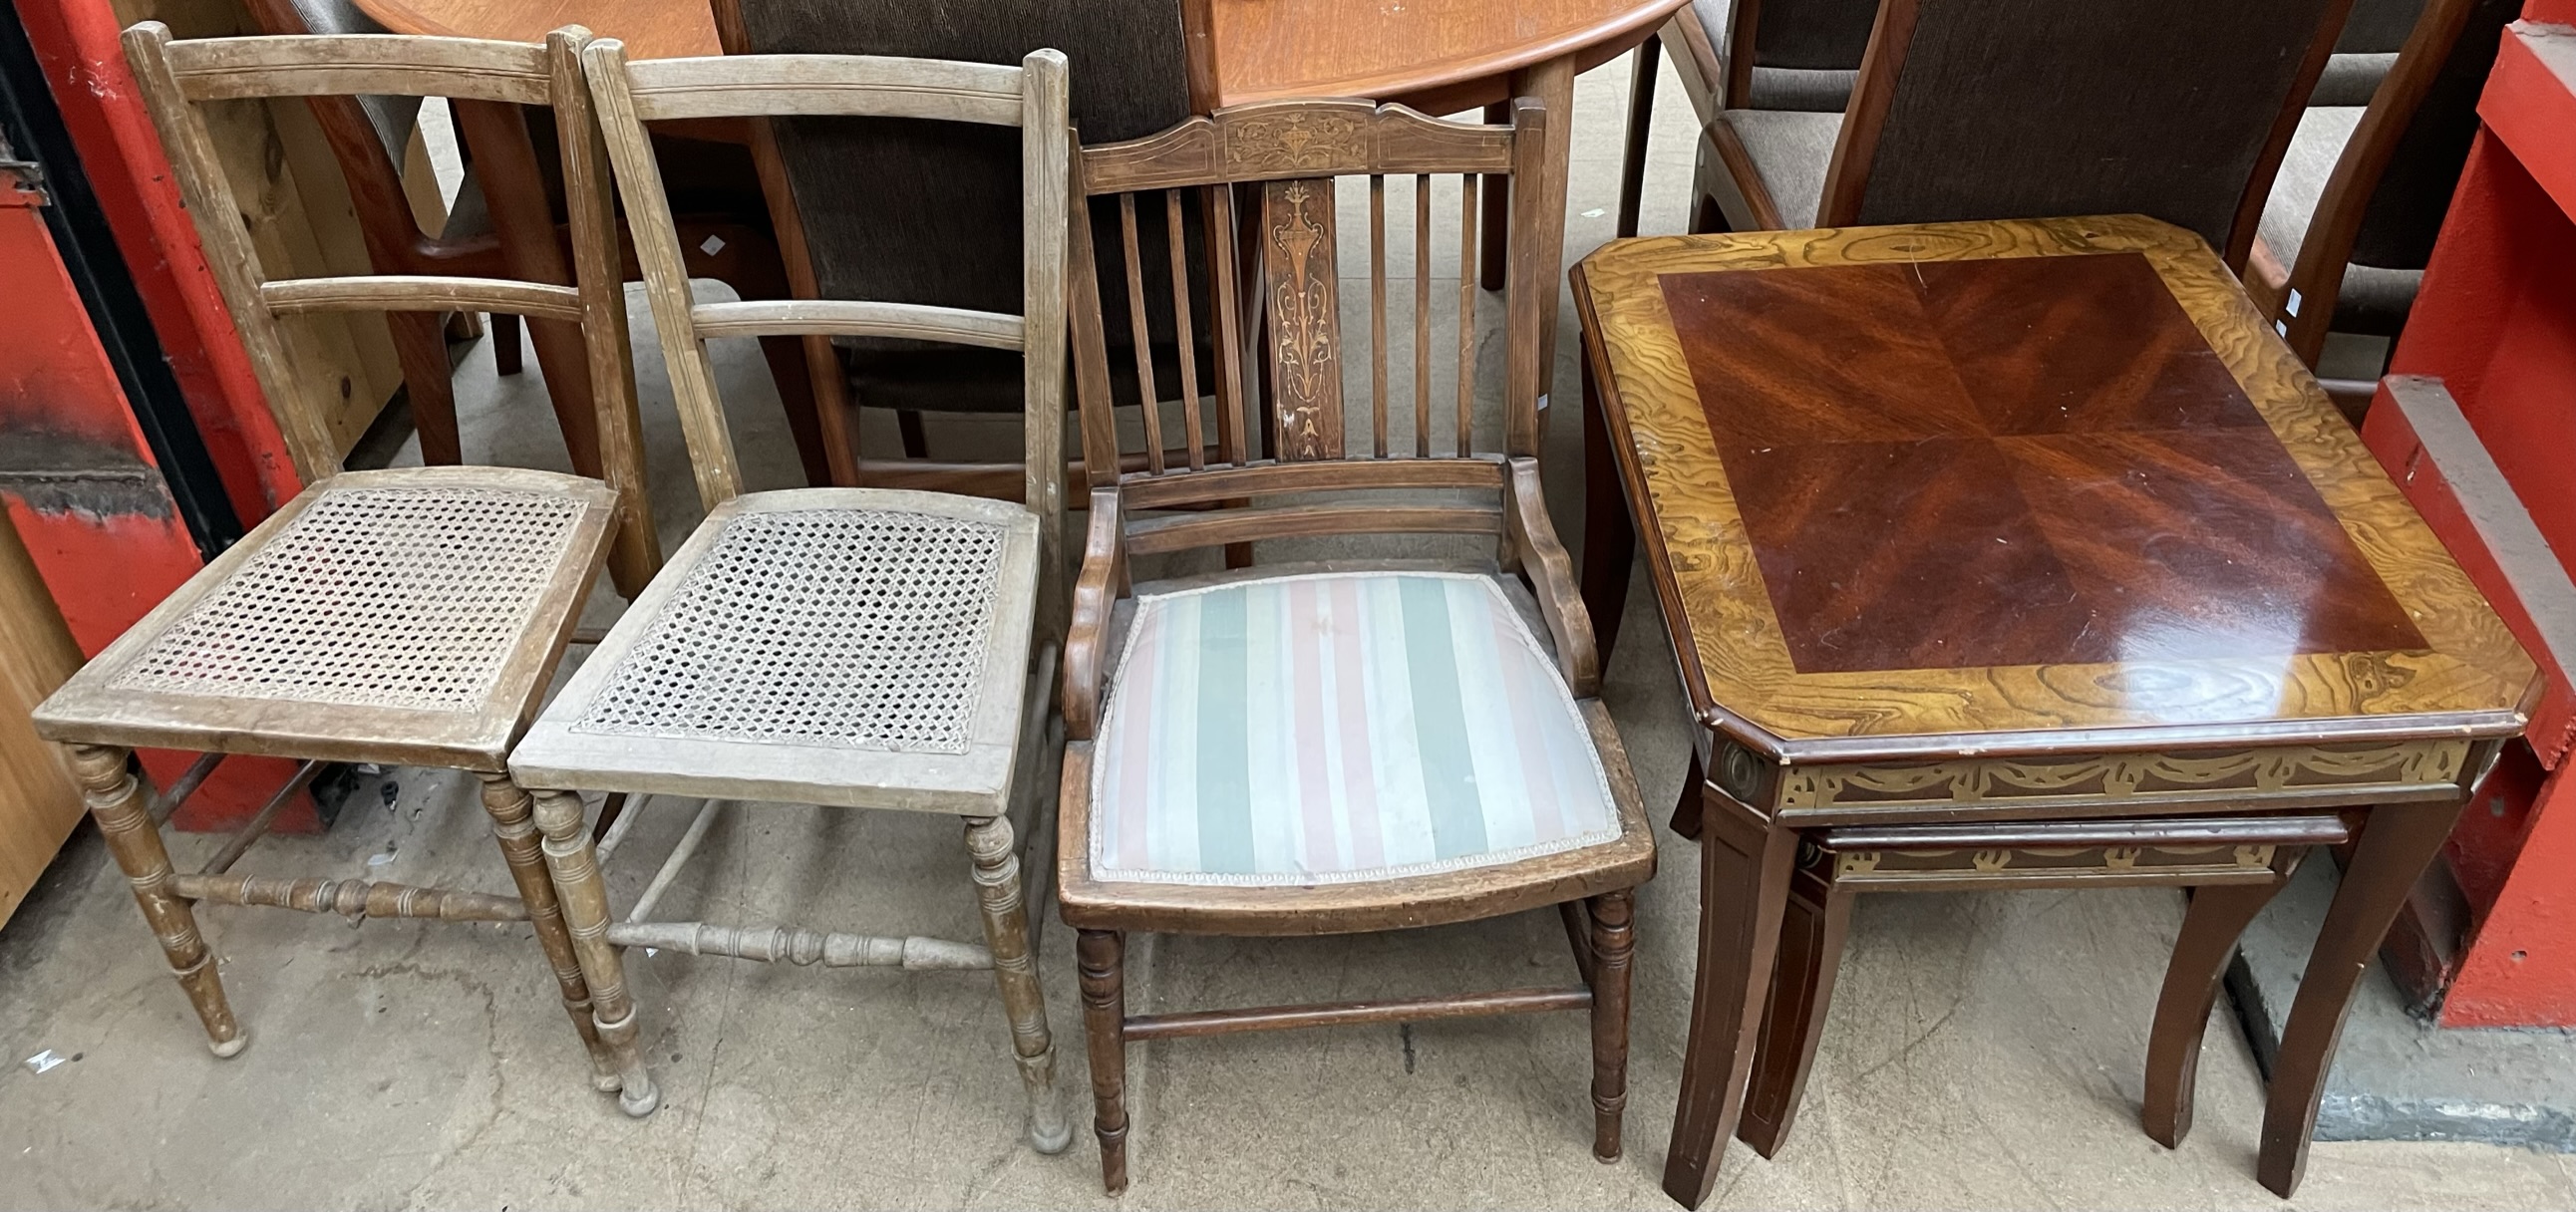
top-left (1738, 876), bottom-right (1852, 1158)
top-left (966, 815), bottom-right (1070, 1154)
top-left (2141, 878), bottom-right (2291, 1147)
top-left (529, 787), bottom-right (658, 1116)
top-left (479, 774), bottom-right (618, 1090)
top-left (69, 745), bottom-right (245, 1057)
top-left (1588, 889), bottom-right (1637, 1161)
top-left (1077, 928), bottom-right (1131, 1194)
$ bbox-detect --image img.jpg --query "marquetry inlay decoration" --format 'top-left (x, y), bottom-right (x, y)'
top-left (1777, 739), bottom-right (2471, 811)
top-left (1264, 177), bottom-right (1341, 460)
top-left (1818, 840), bottom-right (2280, 882)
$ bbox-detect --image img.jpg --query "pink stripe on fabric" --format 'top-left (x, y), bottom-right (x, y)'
top-left (1111, 606), bottom-right (1161, 871)
top-left (1490, 603), bottom-right (1568, 842)
top-left (1286, 581), bottom-right (1340, 873)
top-left (1329, 578), bottom-right (1386, 871)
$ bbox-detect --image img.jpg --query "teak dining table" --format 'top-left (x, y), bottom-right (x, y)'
top-left (349, 0), bottom-right (1684, 427)
top-left (1572, 216), bottom-right (2538, 1206)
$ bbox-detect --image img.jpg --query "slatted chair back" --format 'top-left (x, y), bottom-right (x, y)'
top-left (1817, 0), bottom-right (2356, 269)
top-left (121, 22), bottom-right (657, 589)
top-left (578, 41), bottom-right (1071, 586)
top-left (1069, 98), bottom-right (1550, 560)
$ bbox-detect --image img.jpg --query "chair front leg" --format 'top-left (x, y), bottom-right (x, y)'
top-left (529, 787), bottom-right (658, 1116)
top-left (966, 814), bottom-right (1069, 1153)
top-left (1587, 888), bottom-right (1637, 1161)
top-left (478, 773), bottom-right (617, 1090)
top-left (70, 745), bottom-right (244, 1057)
top-left (1077, 928), bottom-right (1131, 1194)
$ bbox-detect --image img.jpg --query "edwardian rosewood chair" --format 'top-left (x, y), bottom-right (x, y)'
top-left (504, 41), bottom-right (1073, 1144)
top-left (1055, 97), bottom-right (1657, 1193)
top-left (35, 24), bottom-right (657, 1096)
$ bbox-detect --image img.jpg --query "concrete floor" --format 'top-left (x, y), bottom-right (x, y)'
top-left (5, 51), bottom-right (2572, 1212)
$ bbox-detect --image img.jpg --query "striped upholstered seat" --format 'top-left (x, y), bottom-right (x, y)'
top-left (1090, 572), bottom-right (1621, 887)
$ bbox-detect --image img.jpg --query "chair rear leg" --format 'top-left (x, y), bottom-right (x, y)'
top-left (898, 410), bottom-right (931, 460)
top-left (70, 745), bottom-right (245, 1057)
top-left (1077, 929), bottom-right (1131, 1193)
top-left (966, 814), bottom-right (1070, 1154)
top-left (2143, 877), bottom-right (2290, 1147)
top-left (478, 774), bottom-right (618, 1090)
top-left (529, 787), bottom-right (658, 1116)
top-left (1588, 889), bottom-right (1637, 1161)
top-left (389, 310), bottom-right (464, 466)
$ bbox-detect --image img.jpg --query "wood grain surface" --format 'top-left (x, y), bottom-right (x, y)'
top-left (1575, 215), bottom-right (2536, 756)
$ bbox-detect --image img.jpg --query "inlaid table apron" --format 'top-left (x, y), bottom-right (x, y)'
top-left (1571, 215), bottom-right (2537, 1207)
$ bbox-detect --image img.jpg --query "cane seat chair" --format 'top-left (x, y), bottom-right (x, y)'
top-left (503, 41), bottom-right (1074, 1143)
top-left (32, 23), bottom-right (659, 1099)
top-left (1054, 97), bottom-right (1657, 1193)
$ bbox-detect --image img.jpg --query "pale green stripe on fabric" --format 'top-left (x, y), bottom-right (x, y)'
top-left (1149, 591), bottom-right (1204, 874)
top-left (1398, 576), bottom-right (1487, 861)
top-left (1192, 586), bottom-right (1255, 874)
top-left (1448, 581), bottom-right (1538, 853)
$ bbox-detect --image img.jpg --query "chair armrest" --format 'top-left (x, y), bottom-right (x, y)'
top-left (1062, 487), bottom-right (1127, 741)
top-left (1504, 456), bottom-right (1602, 698)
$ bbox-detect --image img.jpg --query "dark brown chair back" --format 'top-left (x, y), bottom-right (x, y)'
top-left (1820, 0), bottom-right (2355, 268)
top-left (2345, 0), bottom-right (2514, 271)
top-left (718, 0), bottom-right (1191, 423)
top-left (1719, 0), bottom-right (1882, 112)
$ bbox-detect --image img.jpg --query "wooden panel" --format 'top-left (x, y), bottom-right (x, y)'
top-left (0, 510), bottom-right (85, 931)
top-left (1260, 176), bottom-right (1341, 460)
top-left (1657, 252), bottom-right (2423, 673)
top-left (1574, 214), bottom-right (2538, 756)
top-left (1080, 100), bottom-right (1513, 194)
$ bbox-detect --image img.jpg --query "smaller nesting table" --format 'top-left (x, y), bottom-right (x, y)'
top-left (1571, 215), bottom-right (2538, 1206)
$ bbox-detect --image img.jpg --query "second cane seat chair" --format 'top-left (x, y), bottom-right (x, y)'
top-left (33, 23), bottom-right (659, 1101)
top-left (1055, 97), bottom-right (1657, 1193)
top-left (504, 40), bottom-right (1074, 1147)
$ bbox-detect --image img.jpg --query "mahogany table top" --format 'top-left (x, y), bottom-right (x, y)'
top-left (351, 0), bottom-right (1684, 106)
top-left (1574, 215), bottom-right (2537, 761)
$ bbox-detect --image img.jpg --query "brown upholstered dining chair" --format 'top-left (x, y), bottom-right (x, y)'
top-left (1615, 0), bottom-right (1880, 236)
top-left (1692, 0), bottom-right (2358, 273)
top-left (715, 0), bottom-right (1198, 493)
top-left (238, 0), bottom-right (832, 487)
top-left (1055, 97), bottom-right (1657, 1193)
top-left (2253, 0), bottom-right (2517, 377)
top-left (37, 22), bottom-right (657, 1103)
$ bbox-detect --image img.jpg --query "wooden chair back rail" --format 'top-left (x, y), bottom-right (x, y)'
top-left (1071, 97), bottom-right (1551, 549)
top-left (1125, 502), bottom-right (1506, 556)
top-left (258, 276), bottom-right (588, 322)
top-left (122, 23), bottom-right (659, 594)
top-left (584, 39), bottom-right (1071, 540)
top-left (615, 54), bottom-right (1028, 125)
top-left (687, 299), bottom-right (1025, 348)
top-left (161, 32), bottom-right (552, 105)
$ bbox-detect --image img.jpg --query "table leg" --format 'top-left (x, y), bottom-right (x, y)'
top-left (1508, 55), bottom-right (1577, 438)
top-left (1663, 783), bottom-right (1797, 1209)
top-left (2141, 877), bottom-right (2292, 1148)
top-left (1580, 354), bottom-right (1636, 664)
top-left (450, 99), bottom-right (602, 480)
top-left (1737, 870), bottom-right (1851, 1159)
top-left (2256, 799), bottom-right (2466, 1197)
top-left (1617, 35), bottom-right (1661, 240)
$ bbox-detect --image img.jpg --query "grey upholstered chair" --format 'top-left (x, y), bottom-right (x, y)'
top-left (1616, 0), bottom-right (1879, 234)
top-left (2320, 0), bottom-right (2431, 105)
top-left (1692, 0), bottom-right (2356, 273)
top-left (2254, 0), bottom-right (2516, 372)
top-left (720, 0), bottom-right (1197, 484)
